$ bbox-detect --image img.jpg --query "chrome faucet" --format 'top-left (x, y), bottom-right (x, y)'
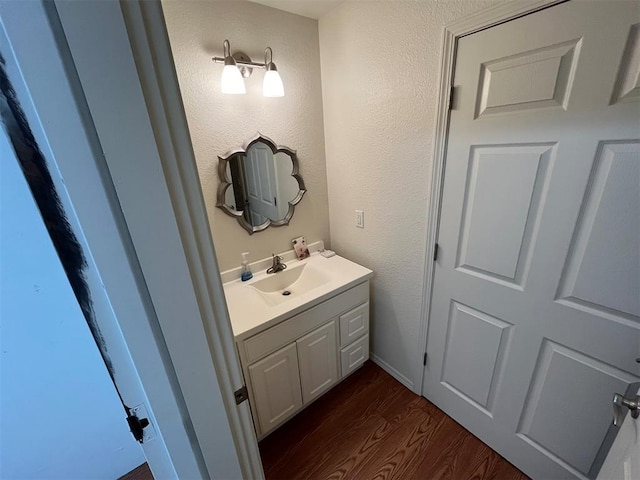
top-left (266, 254), bottom-right (287, 274)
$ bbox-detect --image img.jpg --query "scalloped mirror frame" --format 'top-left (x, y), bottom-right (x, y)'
top-left (216, 133), bottom-right (306, 234)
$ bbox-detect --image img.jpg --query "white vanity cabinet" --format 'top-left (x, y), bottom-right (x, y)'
top-left (236, 280), bottom-right (370, 438)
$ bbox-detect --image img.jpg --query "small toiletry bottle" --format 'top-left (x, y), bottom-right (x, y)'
top-left (241, 252), bottom-right (253, 281)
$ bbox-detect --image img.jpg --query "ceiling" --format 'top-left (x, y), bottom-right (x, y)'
top-left (249, 0), bottom-right (343, 19)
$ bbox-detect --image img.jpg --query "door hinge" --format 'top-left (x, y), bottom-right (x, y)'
top-left (449, 85), bottom-right (457, 110)
top-left (423, 353), bottom-right (428, 366)
top-left (234, 385), bottom-right (249, 405)
top-left (126, 410), bottom-right (150, 443)
top-left (433, 243), bottom-right (439, 261)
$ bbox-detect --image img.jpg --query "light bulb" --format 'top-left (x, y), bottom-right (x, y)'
top-left (221, 64), bottom-right (245, 94)
top-left (263, 69), bottom-right (284, 97)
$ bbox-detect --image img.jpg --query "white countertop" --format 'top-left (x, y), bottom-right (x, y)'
top-left (223, 252), bottom-right (373, 341)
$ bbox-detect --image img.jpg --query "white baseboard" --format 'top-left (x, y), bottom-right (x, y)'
top-left (370, 353), bottom-right (414, 391)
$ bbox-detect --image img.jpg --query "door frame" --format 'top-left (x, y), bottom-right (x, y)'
top-left (114, 4), bottom-right (264, 477)
top-left (13, 1), bottom-right (264, 478)
top-left (415, 0), bottom-right (567, 394)
top-left (1, 1), bottom-right (211, 477)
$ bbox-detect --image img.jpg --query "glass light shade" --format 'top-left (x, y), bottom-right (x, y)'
top-left (221, 64), bottom-right (246, 94)
top-left (263, 70), bottom-right (284, 97)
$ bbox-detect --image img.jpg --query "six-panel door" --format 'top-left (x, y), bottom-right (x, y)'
top-left (422, 2), bottom-right (640, 479)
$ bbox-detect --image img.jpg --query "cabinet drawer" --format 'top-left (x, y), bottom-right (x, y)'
top-left (340, 334), bottom-right (369, 378)
top-left (339, 302), bottom-right (369, 347)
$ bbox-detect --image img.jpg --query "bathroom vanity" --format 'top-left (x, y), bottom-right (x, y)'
top-left (223, 252), bottom-right (372, 438)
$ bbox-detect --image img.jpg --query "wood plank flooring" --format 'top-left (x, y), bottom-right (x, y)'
top-left (259, 361), bottom-right (529, 480)
top-left (118, 463), bottom-right (153, 480)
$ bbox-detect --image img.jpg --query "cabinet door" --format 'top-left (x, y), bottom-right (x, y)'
top-left (248, 343), bottom-right (302, 436)
top-left (297, 321), bottom-right (338, 404)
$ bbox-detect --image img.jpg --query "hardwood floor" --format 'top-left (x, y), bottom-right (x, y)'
top-left (259, 362), bottom-right (529, 480)
top-left (119, 362), bottom-right (527, 480)
top-left (118, 463), bottom-right (153, 480)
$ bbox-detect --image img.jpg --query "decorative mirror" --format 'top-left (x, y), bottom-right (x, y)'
top-left (217, 134), bottom-right (306, 234)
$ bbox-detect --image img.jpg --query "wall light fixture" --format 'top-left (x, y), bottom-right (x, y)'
top-left (212, 40), bottom-right (284, 97)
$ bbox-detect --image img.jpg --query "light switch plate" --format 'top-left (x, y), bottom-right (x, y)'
top-left (355, 210), bottom-right (364, 228)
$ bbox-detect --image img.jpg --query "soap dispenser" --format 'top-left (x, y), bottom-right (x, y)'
top-left (241, 252), bottom-right (253, 281)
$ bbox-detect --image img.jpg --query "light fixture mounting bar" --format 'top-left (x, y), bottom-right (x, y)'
top-left (212, 57), bottom-right (266, 69)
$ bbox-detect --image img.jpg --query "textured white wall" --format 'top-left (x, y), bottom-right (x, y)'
top-left (163, 1), bottom-right (329, 271)
top-left (319, 0), bottom-right (504, 387)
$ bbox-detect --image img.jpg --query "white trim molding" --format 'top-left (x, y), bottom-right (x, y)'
top-left (415, 0), bottom-right (567, 395)
top-left (371, 354), bottom-right (414, 391)
top-left (118, 3), bottom-right (264, 478)
top-left (53, 1), bottom-right (264, 478)
top-left (1, 1), bottom-right (209, 477)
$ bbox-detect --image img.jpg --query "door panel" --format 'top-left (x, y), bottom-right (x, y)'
top-left (518, 341), bottom-right (638, 477)
top-left (441, 302), bottom-right (513, 414)
top-left (457, 143), bottom-right (554, 287)
top-left (423, 2), bottom-right (640, 479)
top-left (556, 140), bottom-right (640, 320)
top-left (476, 39), bottom-right (581, 118)
top-left (611, 24), bottom-right (640, 105)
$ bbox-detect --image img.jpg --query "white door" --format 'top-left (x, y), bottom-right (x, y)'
top-left (598, 388), bottom-right (640, 480)
top-left (245, 142), bottom-right (279, 225)
top-left (297, 321), bottom-right (339, 403)
top-left (2, 3), bottom-right (253, 478)
top-left (0, 4), bottom-right (177, 477)
top-left (249, 343), bottom-right (303, 435)
top-left (423, 2), bottom-right (640, 479)
top-left (1, 121), bottom-right (146, 479)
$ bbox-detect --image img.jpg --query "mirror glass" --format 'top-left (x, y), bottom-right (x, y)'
top-left (217, 135), bottom-right (306, 234)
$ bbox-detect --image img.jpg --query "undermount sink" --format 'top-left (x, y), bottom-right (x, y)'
top-left (250, 262), bottom-right (330, 305)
